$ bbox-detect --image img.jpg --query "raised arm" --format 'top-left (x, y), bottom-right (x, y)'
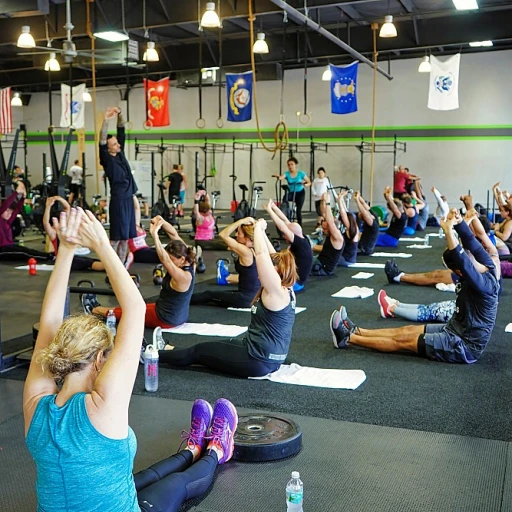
top-left (321, 192), bottom-right (344, 246)
top-left (193, 191), bottom-right (206, 224)
top-left (253, 219), bottom-right (282, 294)
top-left (492, 182), bottom-right (506, 208)
top-left (218, 217), bottom-right (254, 259)
top-left (337, 190), bottom-right (350, 230)
top-left (152, 215), bottom-right (185, 244)
top-left (384, 186), bottom-right (402, 218)
top-left (411, 191), bottom-right (425, 211)
top-left (264, 198), bottom-right (295, 242)
top-left (43, 196), bottom-right (70, 241)
top-left (354, 191), bottom-right (375, 226)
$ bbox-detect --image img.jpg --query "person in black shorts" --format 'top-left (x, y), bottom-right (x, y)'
top-left (99, 107), bottom-right (137, 265)
top-left (159, 218), bottom-right (297, 378)
top-left (329, 208), bottom-right (500, 364)
top-left (264, 198), bottom-right (313, 293)
top-left (354, 190), bottom-right (379, 256)
top-left (165, 164), bottom-right (184, 212)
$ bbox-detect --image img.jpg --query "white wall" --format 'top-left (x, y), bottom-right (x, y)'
top-left (15, 49), bottom-right (512, 211)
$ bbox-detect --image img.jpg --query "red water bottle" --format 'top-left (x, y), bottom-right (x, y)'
top-left (28, 258), bottom-right (37, 276)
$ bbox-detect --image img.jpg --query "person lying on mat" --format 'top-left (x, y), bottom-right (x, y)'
top-left (330, 208), bottom-right (500, 364)
top-left (190, 217), bottom-right (261, 308)
top-left (83, 215), bottom-right (196, 329)
top-left (375, 186), bottom-right (407, 248)
top-left (159, 218), bottom-right (297, 378)
top-left (23, 207), bottom-right (237, 512)
top-left (354, 191), bottom-right (379, 256)
top-left (264, 197), bottom-right (313, 293)
top-left (337, 190), bottom-right (360, 267)
top-left (310, 192), bottom-right (344, 276)
top-left (43, 196), bottom-right (105, 272)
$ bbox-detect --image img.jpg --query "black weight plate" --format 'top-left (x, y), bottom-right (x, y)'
top-left (233, 413), bottom-right (302, 462)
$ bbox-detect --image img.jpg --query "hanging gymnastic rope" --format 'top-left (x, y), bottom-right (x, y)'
top-left (299, 3), bottom-right (311, 125)
top-left (248, 0), bottom-right (288, 158)
top-left (216, 26), bottom-right (224, 128)
top-left (369, 23), bottom-right (378, 205)
top-left (196, 28), bottom-right (206, 129)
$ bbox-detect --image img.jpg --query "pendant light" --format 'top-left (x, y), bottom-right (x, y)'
top-left (418, 56), bottom-right (431, 73)
top-left (17, 26), bottom-right (36, 48)
top-left (201, 2), bottom-right (221, 28)
top-left (44, 52), bottom-right (61, 72)
top-left (379, 15), bottom-right (397, 38)
top-left (322, 65), bottom-right (332, 81)
top-left (253, 33), bottom-right (269, 54)
top-left (11, 92), bottom-right (23, 107)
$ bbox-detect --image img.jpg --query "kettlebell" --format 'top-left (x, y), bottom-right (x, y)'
top-left (197, 257), bottom-right (206, 274)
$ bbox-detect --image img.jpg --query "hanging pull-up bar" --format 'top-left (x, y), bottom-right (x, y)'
top-left (269, 0), bottom-right (393, 81)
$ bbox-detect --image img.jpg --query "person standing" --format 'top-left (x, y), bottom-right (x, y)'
top-left (68, 159), bottom-right (83, 205)
top-left (99, 107), bottom-right (137, 265)
top-left (178, 164), bottom-right (187, 216)
top-left (165, 164), bottom-right (184, 212)
top-left (311, 167), bottom-right (330, 227)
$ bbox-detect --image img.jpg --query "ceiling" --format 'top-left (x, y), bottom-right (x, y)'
top-left (1, 0), bottom-right (511, 92)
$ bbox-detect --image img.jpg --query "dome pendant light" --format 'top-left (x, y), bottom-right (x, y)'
top-left (201, 2), bottom-right (221, 28)
top-left (11, 92), bottom-right (23, 107)
top-left (252, 32), bottom-right (269, 54)
top-left (322, 65), bottom-right (332, 81)
top-left (17, 26), bottom-right (36, 48)
top-left (143, 41), bottom-right (159, 62)
top-left (44, 52), bottom-right (61, 72)
top-left (418, 56), bottom-right (431, 73)
top-left (379, 15), bottom-right (397, 38)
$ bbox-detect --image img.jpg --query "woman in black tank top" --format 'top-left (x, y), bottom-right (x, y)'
top-left (190, 217), bottom-right (261, 308)
top-left (337, 191), bottom-right (360, 267)
top-left (159, 219), bottom-right (298, 378)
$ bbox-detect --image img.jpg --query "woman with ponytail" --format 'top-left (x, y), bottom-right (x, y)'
top-left (159, 218), bottom-right (298, 378)
top-left (84, 215), bottom-right (196, 328)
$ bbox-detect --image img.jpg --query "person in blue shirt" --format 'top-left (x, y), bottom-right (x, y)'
top-left (274, 157), bottom-right (311, 226)
top-left (23, 207), bottom-right (238, 512)
top-left (329, 208), bottom-right (500, 364)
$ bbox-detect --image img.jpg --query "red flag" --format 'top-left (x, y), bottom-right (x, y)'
top-left (0, 87), bottom-right (12, 134)
top-left (143, 77), bottom-right (170, 127)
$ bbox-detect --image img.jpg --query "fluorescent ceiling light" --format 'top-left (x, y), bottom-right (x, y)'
top-left (11, 92), bottom-right (23, 107)
top-left (418, 56), bottom-right (431, 73)
top-left (469, 40), bottom-right (493, 47)
top-left (379, 15), bottom-right (397, 38)
top-left (143, 41), bottom-right (159, 62)
top-left (83, 88), bottom-right (92, 102)
top-left (322, 66), bottom-right (332, 81)
top-left (452, 0), bottom-right (479, 10)
top-left (17, 26), bottom-right (36, 48)
top-left (44, 52), bottom-right (61, 72)
top-left (253, 33), bottom-right (269, 54)
top-left (93, 31), bottom-right (129, 42)
top-left (201, 2), bottom-right (221, 28)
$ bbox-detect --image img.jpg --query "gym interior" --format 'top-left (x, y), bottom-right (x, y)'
top-left (1, 1), bottom-right (512, 511)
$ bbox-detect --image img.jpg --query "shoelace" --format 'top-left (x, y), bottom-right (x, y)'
top-left (206, 416), bottom-right (230, 447)
top-left (179, 417), bottom-right (204, 450)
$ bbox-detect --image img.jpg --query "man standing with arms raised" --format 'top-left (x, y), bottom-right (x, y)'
top-left (99, 107), bottom-right (137, 265)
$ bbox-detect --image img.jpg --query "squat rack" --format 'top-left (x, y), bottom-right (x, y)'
top-left (0, 127), bottom-right (27, 199)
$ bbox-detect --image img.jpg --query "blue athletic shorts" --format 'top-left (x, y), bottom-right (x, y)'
top-left (179, 191), bottom-right (185, 204)
top-left (375, 232), bottom-right (399, 247)
top-left (418, 324), bottom-right (477, 364)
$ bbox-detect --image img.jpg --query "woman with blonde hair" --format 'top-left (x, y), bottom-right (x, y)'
top-left (160, 218), bottom-right (298, 378)
top-left (24, 207), bottom-right (238, 512)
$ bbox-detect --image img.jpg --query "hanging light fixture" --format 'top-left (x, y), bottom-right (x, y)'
top-left (322, 65), bottom-right (332, 81)
top-left (83, 88), bottom-right (92, 102)
top-left (17, 26), bottom-right (36, 48)
top-left (143, 41), bottom-right (159, 61)
top-left (253, 33), bottom-right (269, 54)
top-left (379, 15), bottom-right (397, 38)
top-left (11, 92), bottom-right (23, 107)
top-left (418, 56), bottom-right (431, 73)
top-left (44, 52), bottom-right (61, 72)
top-left (201, 2), bottom-right (221, 28)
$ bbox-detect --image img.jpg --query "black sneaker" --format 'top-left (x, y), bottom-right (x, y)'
top-left (81, 293), bottom-right (101, 314)
top-left (330, 306), bottom-right (357, 349)
top-left (384, 259), bottom-right (402, 284)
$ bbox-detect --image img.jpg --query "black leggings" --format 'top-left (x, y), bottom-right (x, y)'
top-left (159, 337), bottom-right (281, 378)
top-left (0, 245), bottom-right (54, 263)
top-left (286, 189), bottom-right (306, 226)
top-left (71, 256), bottom-right (97, 271)
top-left (190, 289), bottom-right (257, 308)
top-left (135, 449), bottom-right (217, 512)
top-left (134, 247), bottom-right (160, 264)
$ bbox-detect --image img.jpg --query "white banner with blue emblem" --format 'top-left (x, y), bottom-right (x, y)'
top-left (330, 62), bottom-right (358, 115)
top-left (226, 71), bottom-right (253, 122)
top-left (60, 83), bottom-right (86, 128)
top-left (428, 54), bottom-right (460, 111)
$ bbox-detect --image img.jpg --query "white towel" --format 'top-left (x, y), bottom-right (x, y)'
top-left (347, 262), bottom-right (385, 269)
top-left (371, 252), bottom-right (413, 258)
top-left (406, 244), bottom-right (432, 249)
top-left (161, 323), bottom-right (247, 337)
top-left (399, 237), bottom-right (426, 242)
top-left (331, 286), bottom-right (374, 299)
top-left (15, 264), bottom-right (54, 271)
top-left (228, 306), bottom-right (306, 315)
top-left (435, 283), bottom-right (456, 293)
top-left (351, 272), bottom-right (374, 279)
top-left (249, 363), bottom-right (366, 390)
top-left (505, 323), bottom-right (512, 333)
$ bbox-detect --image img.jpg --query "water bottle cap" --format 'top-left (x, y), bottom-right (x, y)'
top-left (291, 471), bottom-right (300, 479)
top-left (144, 344), bottom-right (158, 357)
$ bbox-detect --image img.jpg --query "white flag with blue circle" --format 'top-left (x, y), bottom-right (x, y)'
top-left (60, 83), bottom-right (86, 128)
top-left (330, 62), bottom-right (358, 115)
top-left (428, 54), bottom-right (460, 111)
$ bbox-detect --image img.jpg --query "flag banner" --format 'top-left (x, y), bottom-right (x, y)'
top-left (0, 87), bottom-right (12, 134)
top-left (330, 62), bottom-right (358, 115)
top-left (60, 83), bottom-right (85, 128)
top-left (226, 71), bottom-right (253, 122)
top-left (428, 53), bottom-right (460, 111)
top-left (144, 77), bottom-right (170, 127)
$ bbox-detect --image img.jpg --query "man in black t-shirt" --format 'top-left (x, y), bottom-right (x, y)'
top-left (264, 198), bottom-right (313, 292)
top-left (164, 165), bottom-right (184, 207)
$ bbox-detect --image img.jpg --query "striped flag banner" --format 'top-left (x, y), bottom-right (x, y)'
top-left (0, 87), bottom-right (12, 134)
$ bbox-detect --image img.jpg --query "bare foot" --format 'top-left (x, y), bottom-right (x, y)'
top-left (164, 344), bottom-right (175, 351)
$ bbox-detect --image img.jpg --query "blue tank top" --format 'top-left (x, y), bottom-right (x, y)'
top-left (235, 253), bottom-right (261, 296)
top-left (26, 393), bottom-right (139, 512)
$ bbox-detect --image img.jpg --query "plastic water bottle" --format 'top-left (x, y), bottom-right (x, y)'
top-left (438, 227), bottom-right (445, 239)
top-left (28, 258), bottom-right (37, 276)
top-left (424, 234), bottom-right (430, 247)
top-left (286, 471), bottom-right (304, 512)
top-left (106, 309), bottom-right (117, 336)
top-left (143, 344), bottom-right (159, 392)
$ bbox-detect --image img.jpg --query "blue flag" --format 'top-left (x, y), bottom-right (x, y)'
top-left (330, 62), bottom-right (358, 115)
top-left (226, 71), bottom-right (253, 122)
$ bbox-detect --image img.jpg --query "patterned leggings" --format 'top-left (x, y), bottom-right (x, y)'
top-left (394, 300), bottom-right (456, 323)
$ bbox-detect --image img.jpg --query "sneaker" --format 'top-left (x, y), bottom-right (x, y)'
top-left (180, 399), bottom-right (213, 453)
top-left (207, 398), bottom-right (238, 464)
top-left (140, 337), bottom-right (148, 364)
top-left (384, 259), bottom-right (402, 284)
top-left (153, 264), bottom-right (164, 286)
top-left (330, 307), bottom-right (356, 349)
top-left (293, 281), bottom-right (305, 293)
top-left (378, 290), bottom-right (394, 318)
top-left (124, 251), bottom-right (134, 271)
top-left (216, 259), bottom-right (230, 286)
top-left (153, 326), bottom-right (165, 351)
top-left (81, 293), bottom-right (100, 314)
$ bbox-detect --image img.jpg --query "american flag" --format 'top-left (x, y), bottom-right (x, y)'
top-left (0, 87), bottom-right (12, 134)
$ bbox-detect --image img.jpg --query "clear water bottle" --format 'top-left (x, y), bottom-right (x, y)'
top-left (438, 227), bottom-right (444, 239)
top-left (286, 471), bottom-right (304, 512)
top-left (143, 344), bottom-right (159, 392)
top-left (106, 309), bottom-right (117, 336)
